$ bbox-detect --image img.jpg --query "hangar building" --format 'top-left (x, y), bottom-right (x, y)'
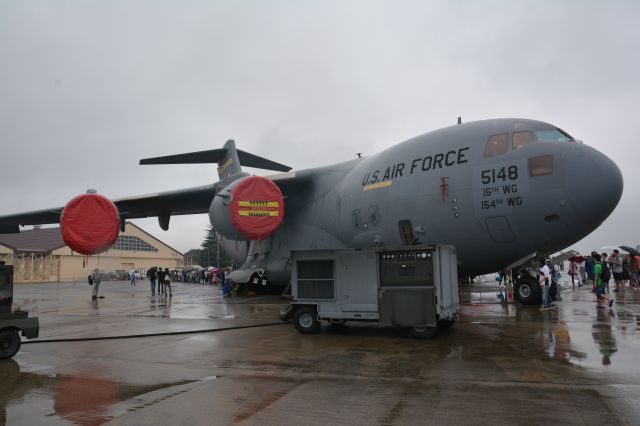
top-left (0, 222), bottom-right (183, 283)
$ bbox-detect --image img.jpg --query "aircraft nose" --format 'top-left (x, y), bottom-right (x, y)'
top-left (564, 145), bottom-right (623, 227)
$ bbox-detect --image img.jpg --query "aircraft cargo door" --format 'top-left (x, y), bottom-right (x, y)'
top-left (339, 252), bottom-right (378, 312)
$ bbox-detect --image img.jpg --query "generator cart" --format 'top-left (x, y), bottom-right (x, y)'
top-left (282, 245), bottom-right (459, 338)
top-left (0, 263), bottom-right (39, 359)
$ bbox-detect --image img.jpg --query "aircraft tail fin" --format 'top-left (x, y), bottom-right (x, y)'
top-left (139, 139), bottom-right (292, 181)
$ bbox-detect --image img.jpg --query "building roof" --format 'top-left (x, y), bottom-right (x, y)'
top-left (0, 222), bottom-right (183, 256)
top-left (126, 222), bottom-right (183, 256)
top-left (0, 227), bottom-right (66, 253)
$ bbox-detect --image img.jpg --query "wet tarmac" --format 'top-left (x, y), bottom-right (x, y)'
top-left (2, 277), bottom-right (640, 425)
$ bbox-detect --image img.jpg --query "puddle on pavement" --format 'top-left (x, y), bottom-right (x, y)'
top-left (0, 359), bottom-right (212, 425)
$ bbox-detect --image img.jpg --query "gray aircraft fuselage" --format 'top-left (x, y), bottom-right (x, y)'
top-left (0, 118), bottom-right (623, 287)
top-left (243, 118), bottom-right (622, 283)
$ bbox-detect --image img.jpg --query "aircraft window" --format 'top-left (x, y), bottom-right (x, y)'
top-left (512, 131), bottom-right (533, 151)
top-left (483, 134), bottom-right (508, 158)
top-left (529, 155), bottom-right (554, 177)
top-left (534, 129), bottom-right (573, 142)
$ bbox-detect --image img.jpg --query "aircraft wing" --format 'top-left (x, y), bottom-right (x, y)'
top-left (0, 208), bottom-right (63, 233)
top-left (0, 184), bottom-right (217, 234)
top-left (113, 184), bottom-right (216, 219)
top-left (0, 141), bottom-right (305, 234)
top-left (0, 173), bottom-right (313, 234)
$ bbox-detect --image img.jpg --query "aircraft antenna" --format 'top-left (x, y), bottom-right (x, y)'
top-left (457, 117), bottom-right (462, 125)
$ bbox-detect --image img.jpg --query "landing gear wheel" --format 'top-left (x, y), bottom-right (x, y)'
top-left (515, 276), bottom-right (542, 305)
top-left (0, 329), bottom-right (21, 360)
top-left (293, 307), bottom-right (321, 334)
top-left (410, 326), bottom-right (437, 339)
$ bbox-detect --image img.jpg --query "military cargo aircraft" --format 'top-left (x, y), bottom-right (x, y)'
top-left (0, 118), bottom-right (623, 305)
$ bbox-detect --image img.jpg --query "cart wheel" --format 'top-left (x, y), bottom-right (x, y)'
top-left (410, 326), bottom-right (437, 339)
top-left (437, 319), bottom-right (456, 329)
top-left (0, 329), bottom-right (21, 359)
top-left (293, 307), bottom-right (321, 334)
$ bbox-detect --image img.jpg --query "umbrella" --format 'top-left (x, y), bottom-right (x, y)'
top-left (568, 255), bottom-right (585, 263)
top-left (620, 245), bottom-right (640, 257)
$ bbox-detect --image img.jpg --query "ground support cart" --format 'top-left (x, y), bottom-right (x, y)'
top-left (0, 264), bottom-right (39, 359)
top-left (283, 245), bottom-right (459, 338)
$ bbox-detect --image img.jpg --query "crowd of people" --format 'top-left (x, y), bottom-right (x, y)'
top-left (142, 266), bottom-right (238, 297)
top-left (542, 248), bottom-right (640, 310)
top-left (87, 265), bottom-right (239, 300)
top-left (145, 266), bottom-right (174, 297)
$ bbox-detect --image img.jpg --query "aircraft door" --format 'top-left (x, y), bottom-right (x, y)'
top-left (339, 252), bottom-right (378, 312)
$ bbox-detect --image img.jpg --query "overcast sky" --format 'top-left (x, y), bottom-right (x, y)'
top-left (1, 1), bottom-right (638, 255)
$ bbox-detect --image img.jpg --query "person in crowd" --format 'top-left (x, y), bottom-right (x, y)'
top-left (157, 267), bottom-right (165, 295)
top-left (585, 254), bottom-right (595, 292)
top-left (538, 257), bottom-right (553, 310)
top-left (222, 272), bottom-right (231, 297)
top-left (593, 253), bottom-right (614, 308)
top-left (163, 267), bottom-right (172, 297)
top-left (147, 267), bottom-right (157, 295)
top-left (601, 253), bottom-right (610, 292)
top-left (130, 270), bottom-right (137, 286)
top-left (91, 268), bottom-right (103, 300)
top-left (569, 260), bottom-right (581, 289)
top-left (610, 249), bottom-right (624, 291)
top-left (579, 258), bottom-right (587, 284)
top-left (628, 254), bottom-right (639, 288)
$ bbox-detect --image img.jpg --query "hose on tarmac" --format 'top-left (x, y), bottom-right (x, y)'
top-left (22, 322), bottom-right (288, 344)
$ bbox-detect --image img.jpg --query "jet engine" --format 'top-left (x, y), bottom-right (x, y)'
top-left (209, 176), bottom-right (284, 241)
top-left (60, 192), bottom-right (120, 255)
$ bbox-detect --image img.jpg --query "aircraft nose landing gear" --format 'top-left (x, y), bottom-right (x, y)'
top-left (514, 275), bottom-right (541, 305)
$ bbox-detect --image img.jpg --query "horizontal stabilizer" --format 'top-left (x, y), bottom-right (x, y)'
top-left (139, 140), bottom-right (292, 172)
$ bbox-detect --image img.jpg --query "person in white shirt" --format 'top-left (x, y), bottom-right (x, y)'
top-left (539, 258), bottom-right (552, 309)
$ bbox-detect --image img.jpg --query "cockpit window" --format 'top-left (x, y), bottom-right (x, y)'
top-left (512, 131), bottom-right (533, 151)
top-left (483, 133), bottom-right (508, 158)
top-left (534, 129), bottom-right (573, 142)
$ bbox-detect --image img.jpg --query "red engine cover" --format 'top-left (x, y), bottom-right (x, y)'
top-left (60, 193), bottom-right (120, 255)
top-left (228, 176), bottom-right (284, 240)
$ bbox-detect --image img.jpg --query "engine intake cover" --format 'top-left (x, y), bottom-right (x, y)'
top-left (60, 193), bottom-right (120, 255)
top-left (210, 176), bottom-right (284, 241)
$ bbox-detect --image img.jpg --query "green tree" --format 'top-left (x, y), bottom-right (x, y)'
top-left (199, 225), bottom-right (234, 267)
top-left (183, 248), bottom-right (203, 267)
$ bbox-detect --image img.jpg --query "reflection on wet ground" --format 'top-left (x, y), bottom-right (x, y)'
top-left (2, 279), bottom-right (640, 424)
top-left (0, 358), bottom-right (203, 425)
